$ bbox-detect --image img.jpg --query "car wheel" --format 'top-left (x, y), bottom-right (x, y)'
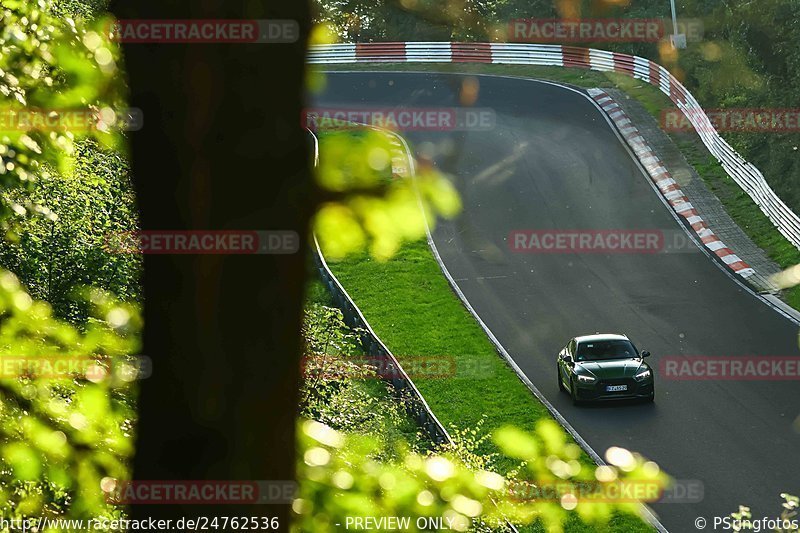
top-left (558, 368), bottom-right (566, 392)
top-left (647, 390), bottom-right (655, 403)
top-left (570, 379), bottom-right (581, 406)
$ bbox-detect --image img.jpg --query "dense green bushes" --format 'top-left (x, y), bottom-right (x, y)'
top-left (0, 139), bottom-right (141, 323)
top-left (300, 301), bottom-right (424, 456)
top-left (0, 0), bottom-right (139, 524)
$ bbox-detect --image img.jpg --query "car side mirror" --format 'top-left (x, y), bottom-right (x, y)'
top-left (641, 351), bottom-right (651, 358)
top-left (564, 354), bottom-right (573, 364)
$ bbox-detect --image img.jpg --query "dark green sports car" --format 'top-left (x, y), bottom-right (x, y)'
top-left (557, 334), bottom-right (654, 405)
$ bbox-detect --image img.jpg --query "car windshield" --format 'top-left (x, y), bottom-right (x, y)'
top-left (576, 340), bottom-right (638, 362)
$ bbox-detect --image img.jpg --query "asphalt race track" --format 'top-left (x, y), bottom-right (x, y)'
top-left (315, 71), bottom-right (800, 531)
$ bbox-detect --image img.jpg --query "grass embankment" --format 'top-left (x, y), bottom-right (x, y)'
top-left (326, 240), bottom-right (653, 533)
top-left (304, 276), bottom-right (426, 451)
top-left (320, 62), bottom-right (800, 309)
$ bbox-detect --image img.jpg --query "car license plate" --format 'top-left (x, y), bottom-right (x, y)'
top-left (606, 385), bottom-right (627, 392)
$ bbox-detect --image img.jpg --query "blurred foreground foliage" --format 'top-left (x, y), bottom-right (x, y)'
top-left (0, 0), bottom-right (142, 526)
top-left (731, 494), bottom-right (799, 532)
top-left (0, 277), bottom-right (141, 521)
top-left (313, 127), bottom-right (461, 261)
top-left (293, 414), bottom-right (670, 532)
top-left (297, 304), bottom-right (799, 531)
top-left (300, 304), bottom-right (423, 458)
top-left (297, 304), bottom-right (666, 532)
top-left (0, 139), bottom-right (140, 323)
top-left (0, 0), bottom-right (127, 231)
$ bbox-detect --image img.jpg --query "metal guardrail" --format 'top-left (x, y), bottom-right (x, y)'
top-left (312, 244), bottom-right (525, 532)
top-left (307, 127), bottom-right (451, 446)
top-left (309, 129), bottom-right (520, 533)
top-left (308, 42), bottom-right (800, 253)
top-left (311, 237), bottom-right (453, 446)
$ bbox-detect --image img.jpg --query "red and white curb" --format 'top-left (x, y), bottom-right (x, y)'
top-left (589, 89), bottom-right (755, 279)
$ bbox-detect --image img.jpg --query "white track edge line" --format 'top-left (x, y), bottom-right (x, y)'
top-left (391, 119), bottom-right (669, 533)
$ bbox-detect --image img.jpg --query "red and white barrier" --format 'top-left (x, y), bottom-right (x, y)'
top-left (308, 42), bottom-right (800, 254)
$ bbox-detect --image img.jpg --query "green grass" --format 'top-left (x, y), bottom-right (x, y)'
top-left (306, 275), bottom-right (336, 307)
top-left (318, 62), bottom-right (800, 309)
top-left (329, 241), bottom-right (552, 470)
top-left (304, 274), bottom-right (427, 451)
top-left (317, 62), bottom-right (800, 530)
top-left (326, 240), bottom-right (654, 533)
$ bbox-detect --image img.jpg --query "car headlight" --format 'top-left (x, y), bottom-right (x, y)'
top-left (634, 369), bottom-right (652, 382)
top-left (577, 374), bottom-right (597, 384)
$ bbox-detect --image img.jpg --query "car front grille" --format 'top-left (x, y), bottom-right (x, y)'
top-left (598, 378), bottom-right (636, 388)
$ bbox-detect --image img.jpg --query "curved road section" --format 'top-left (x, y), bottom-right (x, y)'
top-left (315, 71), bottom-right (800, 531)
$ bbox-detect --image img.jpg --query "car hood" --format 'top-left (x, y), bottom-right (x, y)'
top-left (576, 358), bottom-right (646, 379)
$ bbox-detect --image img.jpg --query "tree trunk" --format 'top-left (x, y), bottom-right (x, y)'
top-left (111, 1), bottom-right (312, 526)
